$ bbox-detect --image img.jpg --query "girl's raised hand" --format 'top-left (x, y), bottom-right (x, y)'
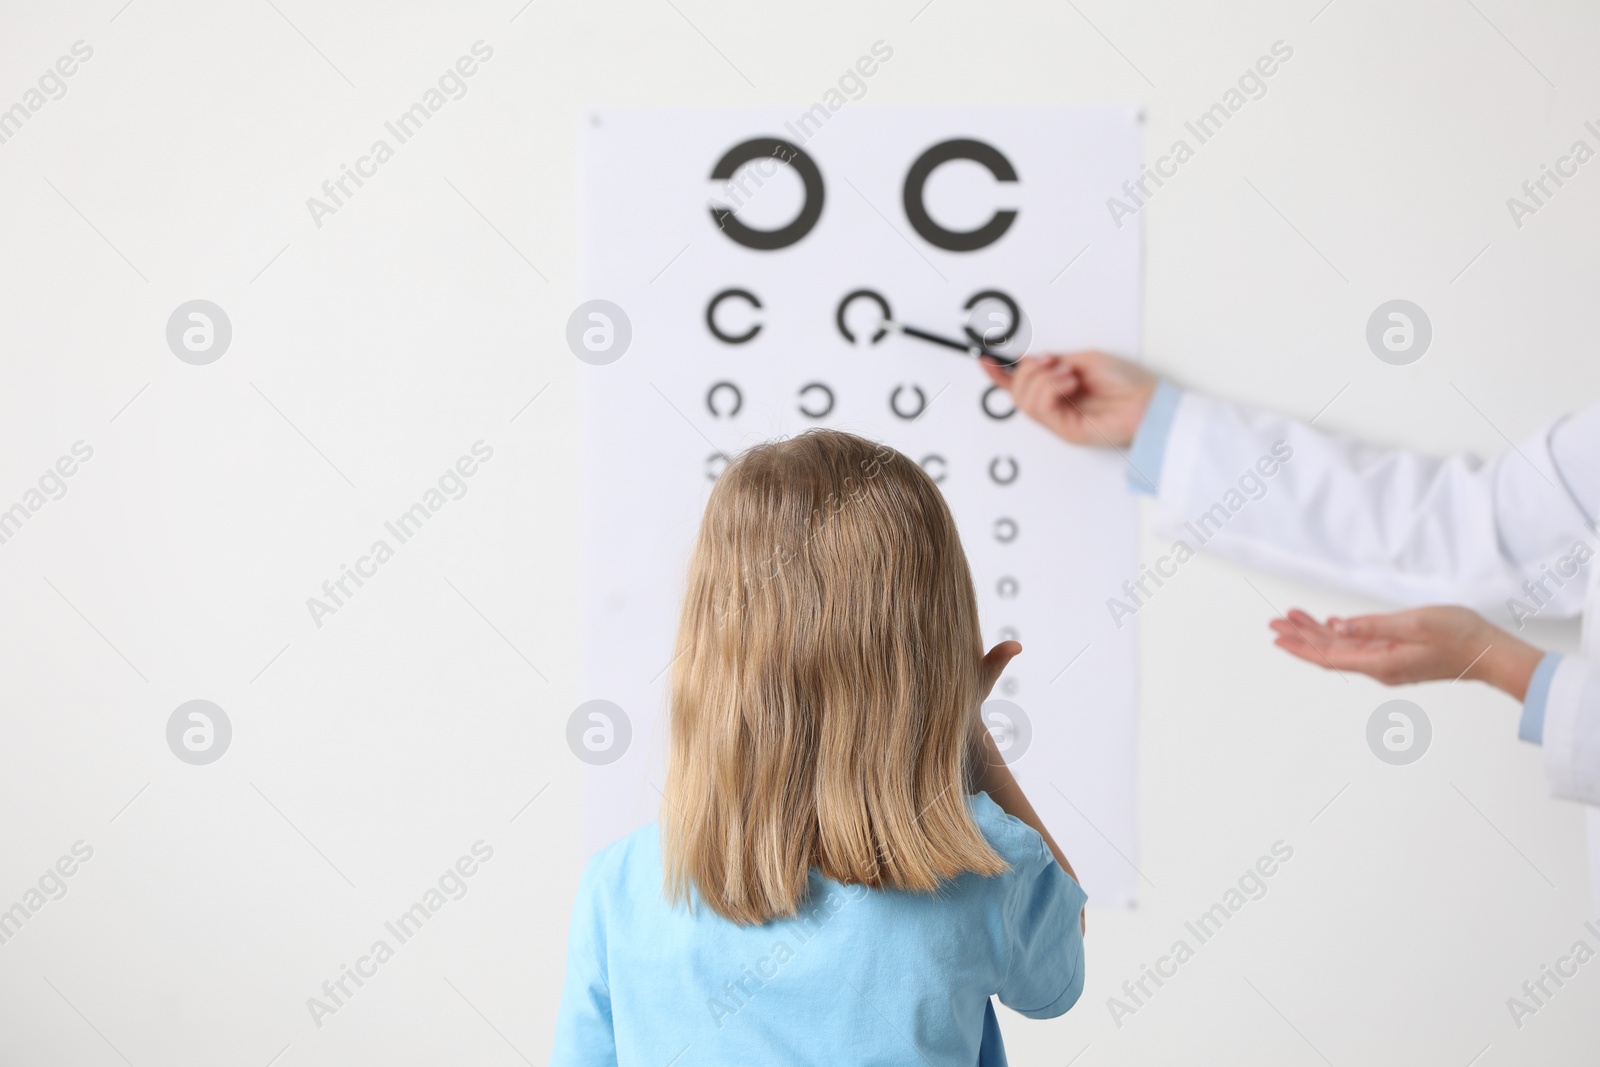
top-left (971, 639), bottom-right (1086, 928)
top-left (979, 640), bottom-right (1022, 702)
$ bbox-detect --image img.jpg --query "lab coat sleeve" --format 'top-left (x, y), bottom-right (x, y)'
top-left (1144, 389), bottom-right (1596, 617)
top-left (1540, 654), bottom-right (1600, 805)
top-left (1518, 653), bottom-right (1563, 743)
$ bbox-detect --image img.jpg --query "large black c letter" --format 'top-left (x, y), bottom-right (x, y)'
top-left (903, 139), bottom-right (1018, 252)
top-left (708, 138), bottom-right (825, 250)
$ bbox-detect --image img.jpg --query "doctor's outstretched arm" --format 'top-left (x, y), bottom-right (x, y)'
top-left (984, 351), bottom-right (1600, 806)
top-left (983, 351), bottom-right (1599, 615)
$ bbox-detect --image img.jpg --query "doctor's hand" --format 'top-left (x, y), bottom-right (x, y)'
top-left (980, 350), bottom-right (1157, 448)
top-left (1269, 606), bottom-right (1545, 700)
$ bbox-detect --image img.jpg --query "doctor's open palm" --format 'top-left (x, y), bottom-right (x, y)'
top-left (1269, 606), bottom-right (1545, 699)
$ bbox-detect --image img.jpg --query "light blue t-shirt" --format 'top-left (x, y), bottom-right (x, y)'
top-left (551, 792), bottom-right (1087, 1066)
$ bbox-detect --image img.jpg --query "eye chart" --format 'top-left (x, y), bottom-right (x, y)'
top-left (582, 107), bottom-right (1143, 906)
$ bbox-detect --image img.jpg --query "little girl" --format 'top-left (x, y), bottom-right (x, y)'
top-left (552, 429), bottom-right (1087, 1065)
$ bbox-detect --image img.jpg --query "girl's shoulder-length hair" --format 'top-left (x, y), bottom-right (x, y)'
top-left (661, 428), bottom-right (1006, 925)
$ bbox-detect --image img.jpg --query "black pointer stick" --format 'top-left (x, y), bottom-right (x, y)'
top-left (888, 320), bottom-right (1018, 368)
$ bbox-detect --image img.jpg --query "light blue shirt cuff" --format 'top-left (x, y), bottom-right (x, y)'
top-left (1126, 381), bottom-right (1182, 495)
top-left (1519, 652), bottom-right (1563, 745)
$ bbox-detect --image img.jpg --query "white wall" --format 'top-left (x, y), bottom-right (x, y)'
top-left (1, 0), bottom-right (1597, 1064)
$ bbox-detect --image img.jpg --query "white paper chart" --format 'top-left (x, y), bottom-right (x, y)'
top-left (582, 107), bottom-right (1143, 906)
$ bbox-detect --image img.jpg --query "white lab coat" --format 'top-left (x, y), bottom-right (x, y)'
top-left (1148, 391), bottom-right (1600, 809)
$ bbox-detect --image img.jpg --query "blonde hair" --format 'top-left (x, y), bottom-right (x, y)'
top-left (661, 429), bottom-right (1006, 925)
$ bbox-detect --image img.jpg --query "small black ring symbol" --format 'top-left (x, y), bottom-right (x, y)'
top-left (989, 455), bottom-right (1020, 485)
top-left (837, 289), bottom-right (892, 345)
top-left (706, 452), bottom-right (729, 481)
top-left (994, 517), bottom-right (1018, 543)
top-left (890, 384), bottom-right (927, 420)
top-left (798, 382), bottom-right (835, 419)
top-left (964, 289), bottom-right (1022, 349)
top-left (920, 454), bottom-right (948, 483)
top-left (981, 385), bottom-right (1016, 420)
top-left (707, 381), bottom-right (742, 418)
top-left (706, 289), bottom-right (763, 344)
top-left (997, 576), bottom-right (1020, 598)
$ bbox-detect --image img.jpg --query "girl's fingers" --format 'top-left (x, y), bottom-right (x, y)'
top-left (983, 640), bottom-right (1022, 668)
top-left (980, 641), bottom-right (1022, 692)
